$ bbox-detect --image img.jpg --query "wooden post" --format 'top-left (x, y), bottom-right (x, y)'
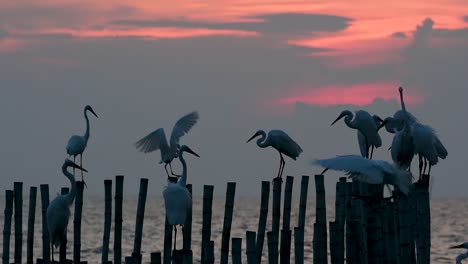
top-left (382, 200), bottom-right (396, 264)
top-left (220, 182), bottom-right (236, 264)
top-left (267, 232), bottom-right (278, 264)
top-left (26, 187), bottom-right (37, 264)
top-left (59, 187), bottom-right (69, 263)
top-left (201, 185), bottom-right (214, 263)
top-left (408, 190), bottom-right (417, 264)
top-left (172, 250), bottom-right (184, 264)
top-left (14, 182), bottom-right (23, 264)
top-left (231, 237), bottom-right (242, 264)
top-left (271, 178), bottom-right (282, 234)
top-left (280, 176), bottom-right (293, 264)
top-left (163, 217), bottom-right (172, 264)
top-left (329, 222), bottom-right (338, 264)
top-left (203, 241), bottom-right (215, 264)
top-left (398, 193), bottom-right (411, 264)
top-left (256, 181), bottom-right (270, 264)
top-left (151, 252), bottom-right (162, 264)
top-left (294, 227), bottom-right (304, 264)
top-left (345, 183), bottom-right (357, 263)
top-left (40, 184), bottom-right (50, 263)
top-left (393, 191), bottom-right (401, 264)
top-left (279, 229), bottom-right (291, 264)
top-left (2, 190), bottom-right (14, 264)
top-left (114, 175), bottom-right (124, 264)
top-left (367, 209), bottom-right (384, 263)
top-left (102, 179), bottom-right (112, 263)
top-left (297, 176), bottom-right (309, 229)
top-left (312, 175), bottom-right (327, 264)
top-left (133, 178), bottom-right (149, 256)
top-left (351, 180), bottom-right (367, 264)
top-left (183, 184), bottom-right (193, 251)
top-left (73, 181), bottom-right (85, 264)
top-left (416, 174), bottom-right (431, 264)
top-left (334, 178), bottom-right (346, 264)
top-left (246, 231), bottom-right (257, 264)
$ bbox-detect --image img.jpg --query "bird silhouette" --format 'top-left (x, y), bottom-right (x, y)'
top-left (247, 129), bottom-right (302, 180)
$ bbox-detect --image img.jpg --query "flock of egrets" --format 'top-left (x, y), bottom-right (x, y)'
top-left (44, 86), bottom-right (467, 262)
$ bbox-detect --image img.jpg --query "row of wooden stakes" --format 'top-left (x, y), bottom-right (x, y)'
top-left (2, 173), bottom-right (431, 264)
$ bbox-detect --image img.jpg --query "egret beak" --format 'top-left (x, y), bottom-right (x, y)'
top-left (377, 120), bottom-right (387, 131)
top-left (71, 162), bottom-right (88, 173)
top-left (331, 114), bottom-right (345, 126)
top-left (375, 116), bottom-right (384, 123)
top-left (399, 86), bottom-right (403, 93)
top-left (89, 108), bottom-right (98, 118)
top-left (184, 146), bottom-right (200, 158)
top-left (246, 132), bottom-right (259, 143)
top-left (449, 243), bottom-right (466, 249)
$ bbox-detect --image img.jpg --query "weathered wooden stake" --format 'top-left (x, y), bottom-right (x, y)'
top-left (73, 181), bottom-right (85, 264)
top-left (255, 181), bottom-right (270, 264)
top-left (271, 178), bottom-right (282, 234)
top-left (201, 185), bottom-right (214, 263)
top-left (183, 184), bottom-right (193, 252)
top-left (416, 174), bottom-right (431, 264)
top-left (133, 178), bottom-right (149, 256)
top-left (114, 175), bottom-right (124, 264)
top-left (2, 190), bottom-right (14, 264)
top-left (40, 184), bottom-right (50, 263)
top-left (345, 183), bottom-right (357, 263)
top-left (280, 176), bottom-right (293, 264)
top-left (329, 222), bottom-right (338, 264)
top-left (267, 232), bottom-right (278, 264)
top-left (231, 237), bottom-right (242, 264)
top-left (398, 193), bottom-right (411, 264)
top-left (294, 227), bottom-right (304, 264)
top-left (26, 186), bottom-right (37, 264)
top-left (14, 182), bottom-right (23, 264)
top-left (246, 231), bottom-right (257, 264)
top-left (163, 217), bottom-right (172, 264)
top-left (203, 241), bottom-right (215, 264)
top-left (297, 176), bottom-right (309, 229)
top-left (150, 252), bottom-right (162, 264)
top-left (220, 182), bottom-right (236, 264)
top-left (59, 187), bottom-right (69, 263)
top-left (279, 229), bottom-right (291, 264)
top-left (334, 178), bottom-right (346, 264)
top-left (102, 179), bottom-right (112, 263)
top-left (312, 175), bottom-right (327, 264)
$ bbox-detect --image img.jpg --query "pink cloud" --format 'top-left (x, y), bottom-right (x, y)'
top-left (277, 83), bottom-right (424, 107)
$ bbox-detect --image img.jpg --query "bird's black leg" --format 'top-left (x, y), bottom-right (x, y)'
top-left (80, 154), bottom-right (87, 188)
top-left (320, 168), bottom-right (329, 175)
top-left (418, 154), bottom-right (423, 181)
top-left (278, 153), bottom-right (285, 179)
top-left (173, 226), bottom-right (177, 251)
top-left (370, 145), bottom-right (375, 160)
top-left (276, 153), bottom-right (282, 179)
top-left (422, 158), bottom-right (428, 177)
top-left (428, 164), bottom-right (432, 176)
top-left (365, 136), bottom-right (370, 159)
top-left (169, 163), bottom-right (178, 177)
top-left (73, 156), bottom-right (76, 178)
top-left (164, 164), bottom-right (171, 178)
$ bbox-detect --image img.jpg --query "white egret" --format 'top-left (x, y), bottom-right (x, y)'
top-left (331, 110), bottom-right (382, 159)
top-left (46, 159), bottom-right (87, 262)
top-left (379, 117), bottom-right (415, 171)
top-left (247, 129), bottom-right (302, 180)
top-left (135, 111), bottom-right (199, 179)
top-left (358, 115), bottom-right (383, 158)
top-left (312, 155), bottom-right (413, 195)
top-left (66, 105), bottom-right (98, 184)
top-left (163, 145), bottom-right (199, 250)
top-left (450, 242), bottom-right (468, 264)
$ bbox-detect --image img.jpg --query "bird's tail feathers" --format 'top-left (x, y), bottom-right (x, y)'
top-left (397, 170), bottom-right (413, 195)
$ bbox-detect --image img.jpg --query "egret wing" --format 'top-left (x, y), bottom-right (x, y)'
top-left (170, 111), bottom-right (199, 146)
top-left (134, 128), bottom-right (169, 154)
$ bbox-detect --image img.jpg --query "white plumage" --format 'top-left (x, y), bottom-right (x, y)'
top-left (312, 155), bottom-right (413, 195)
top-left (135, 111), bottom-right (199, 177)
top-left (247, 129), bottom-right (302, 180)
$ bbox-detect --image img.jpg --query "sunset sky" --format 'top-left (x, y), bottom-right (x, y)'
top-left (1, 1), bottom-right (467, 197)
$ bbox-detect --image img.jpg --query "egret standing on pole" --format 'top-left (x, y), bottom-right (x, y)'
top-left (247, 129), bottom-right (302, 180)
top-left (135, 111), bottom-right (199, 180)
top-left (66, 105), bottom-right (98, 185)
top-left (163, 145), bottom-right (199, 250)
top-left (46, 159), bottom-right (87, 262)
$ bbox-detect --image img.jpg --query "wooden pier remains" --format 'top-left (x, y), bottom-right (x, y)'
top-left (1, 173), bottom-right (433, 264)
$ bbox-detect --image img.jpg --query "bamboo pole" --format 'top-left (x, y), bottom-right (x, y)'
top-left (114, 175), bottom-right (124, 264)
top-left (133, 178), bottom-right (149, 256)
top-left (416, 174), bottom-right (431, 264)
top-left (280, 176), bottom-right (293, 264)
top-left (203, 241), bottom-right (215, 264)
top-left (382, 200), bottom-right (395, 264)
top-left (40, 184), bottom-right (50, 263)
top-left (183, 184), bottom-right (193, 252)
top-left (329, 222), bottom-right (338, 264)
top-left (163, 217), bottom-right (172, 264)
top-left (231, 237), bottom-right (242, 264)
top-left (59, 187), bottom-right (69, 263)
top-left (351, 180), bottom-right (367, 264)
top-left (297, 176), bottom-right (309, 229)
top-left (393, 191), bottom-right (401, 264)
top-left (102, 179), bottom-right (112, 263)
top-left (312, 175), bottom-right (327, 264)
top-left (345, 183), bottom-right (357, 263)
top-left (172, 250), bottom-right (184, 264)
top-left (271, 177), bottom-right (282, 234)
top-left (267, 232), bottom-right (278, 264)
top-left (201, 185), bottom-right (214, 263)
top-left (73, 181), bottom-right (85, 264)
top-left (294, 227), bottom-right (304, 264)
top-left (334, 178), bottom-right (346, 264)
top-left (2, 190), bottom-right (14, 264)
top-left (408, 190), bottom-right (417, 264)
top-left (151, 252), bottom-right (161, 264)
top-left (279, 229), bottom-right (291, 264)
top-left (14, 182), bottom-right (23, 264)
top-left (246, 231), bottom-right (257, 264)
top-left (398, 193), bottom-right (411, 264)
top-left (220, 182), bottom-right (236, 264)
top-left (256, 181), bottom-right (270, 264)
top-left (26, 187), bottom-right (37, 264)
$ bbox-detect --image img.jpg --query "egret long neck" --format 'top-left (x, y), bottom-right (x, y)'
top-left (399, 89), bottom-right (407, 113)
top-left (256, 131), bottom-right (269, 148)
top-left (344, 113), bottom-right (358, 129)
top-left (84, 109), bottom-right (90, 140)
top-left (62, 166), bottom-right (77, 207)
top-left (177, 152), bottom-right (187, 187)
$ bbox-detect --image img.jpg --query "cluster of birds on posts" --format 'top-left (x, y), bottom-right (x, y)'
top-left (43, 86), bottom-right (468, 262)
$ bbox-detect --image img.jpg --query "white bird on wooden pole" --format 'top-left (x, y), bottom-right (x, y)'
top-left (379, 116), bottom-right (415, 171)
top-left (163, 145), bottom-right (199, 250)
top-left (331, 110), bottom-right (382, 159)
top-left (46, 159), bottom-right (87, 262)
top-left (312, 155), bottom-right (413, 195)
top-left (358, 114), bottom-right (383, 158)
top-left (246, 129), bottom-right (302, 180)
top-left (450, 242), bottom-right (468, 264)
top-left (135, 111), bottom-right (199, 180)
top-left (66, 105), bottom-right (98, 185)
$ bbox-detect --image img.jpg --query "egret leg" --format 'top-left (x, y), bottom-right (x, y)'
top-left (365, 136), bottom-right (370, 159)
top-left (169, 163), bottom-right (178, 177)
top-left (428, 164), bottom-right (432, 176)
top-left (164, 164), bottom-right (171, 178)
top-left (370, 145), bottom-right (375, 160)
top-left (418, 154), bottom-right (423, 181)
top-left (279, 153), bottom-right (285, 179)
top-left (173, 226), bottom-right (177, 250)
top-left (73, 156), bottom-right (76, 177)
top-left (276, 153), bottom-right (282, 179)
top-left (320, 168), bottom-right (329, 175)
top-left (80, 154), bottom-right (87, 188)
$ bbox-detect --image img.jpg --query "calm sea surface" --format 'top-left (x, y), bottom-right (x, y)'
top-left (0, 195), bottom-right (467, 263)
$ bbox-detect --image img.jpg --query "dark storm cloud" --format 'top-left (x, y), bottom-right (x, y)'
top-left (111, 13), bottom-right (352, 34)
top-left (391, 31), bottom-right (407, 38)
top-left (463, 15), bottom-right (468, 22)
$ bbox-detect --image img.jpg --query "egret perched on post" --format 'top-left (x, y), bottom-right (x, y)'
top-left (163, 145), bottom-right (199, 250)
top-left (246, 129), bottom-right (302, 180)
top-left (331, 110), bottom-right (382, 159)
top-left (450, 242), bottom-right (468, 264)
top-left (358, 115), bottom-right (383, 158)
top-left (46, 159), bottom-right (87, 262)
top-left (312, 155), bottom-right (413, 195)
top-left (66, 105), bottom-right (98, 185)
top-left (135, 111), bottom-right (199, 180)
